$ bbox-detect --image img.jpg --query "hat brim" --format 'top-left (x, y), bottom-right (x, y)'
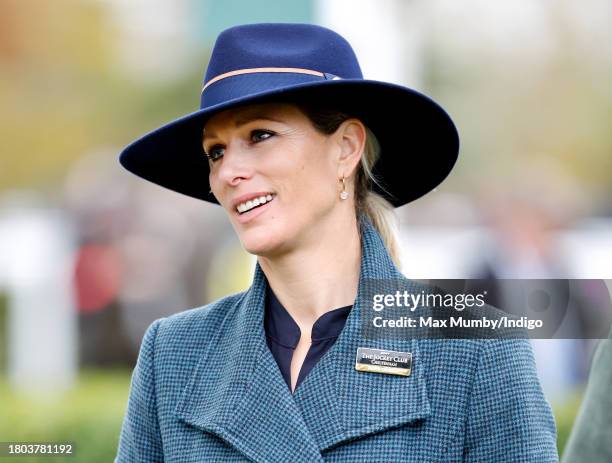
top-left (119, 79), bottom-right (459, 208)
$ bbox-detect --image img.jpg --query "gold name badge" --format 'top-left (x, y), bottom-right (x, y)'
top-left (355, 347), bottom-right (412, 376)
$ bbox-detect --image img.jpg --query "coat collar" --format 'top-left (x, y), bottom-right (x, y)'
top-left (175, 213), bottom-right (431, 462)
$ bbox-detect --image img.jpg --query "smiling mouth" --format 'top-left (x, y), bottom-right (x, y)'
top-left (236, 194), bottom-right (276, 215)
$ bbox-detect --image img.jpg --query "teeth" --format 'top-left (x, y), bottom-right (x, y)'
top-left (236, 194), bottom-right (275, 214)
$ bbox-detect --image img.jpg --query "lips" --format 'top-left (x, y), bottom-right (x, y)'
top-left (235, 194), bottom-right (275, 224)
top-left (231, 191), bottom-right (275, 211)
top-left (237, 194), bottom-right (276, 215)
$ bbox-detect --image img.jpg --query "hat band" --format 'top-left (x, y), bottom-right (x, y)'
top-left (201, 67), bottom-right (329, 93)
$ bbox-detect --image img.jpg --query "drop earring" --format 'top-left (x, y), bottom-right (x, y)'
top-left (340, 176), bottom-right (349, 200)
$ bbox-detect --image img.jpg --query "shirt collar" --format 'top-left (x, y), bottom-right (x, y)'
top-left (264, 284), bottom-right (352, 348)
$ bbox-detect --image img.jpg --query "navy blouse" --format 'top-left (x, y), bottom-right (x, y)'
top-left (264, 284), bottom-right (352, 393)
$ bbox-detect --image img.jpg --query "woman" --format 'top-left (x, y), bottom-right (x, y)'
top-left (115, 23), bottom-right (558, 462)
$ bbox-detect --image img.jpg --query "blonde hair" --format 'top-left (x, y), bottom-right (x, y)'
top-left (355, 127), bottom-right (402, 269)
top-left (294, 102), bottom-right (402, 269)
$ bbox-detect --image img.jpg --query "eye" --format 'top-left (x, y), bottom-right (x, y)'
top-left (205, 130), bottom-right (274, 163)
top-left (205, 145), bottom-right (224, 162)
top-left (251, 129), bottom-right (274, 143)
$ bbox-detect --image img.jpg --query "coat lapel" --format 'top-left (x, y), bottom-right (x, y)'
top-left (174, 213), bottom-right (431, 461)
top-left (174, 253), bottom-right (323, 462)
top-left (291, 215), bottom-right (431, 452)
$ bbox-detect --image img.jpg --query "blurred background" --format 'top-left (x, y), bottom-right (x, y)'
top-left (0, 0), bottom-right (610, 460)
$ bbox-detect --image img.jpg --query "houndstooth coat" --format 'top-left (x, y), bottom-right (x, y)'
top-left (115, 214), bottom-right (559, 462)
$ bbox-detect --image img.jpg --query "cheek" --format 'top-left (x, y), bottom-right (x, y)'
top-left (284, 165), bottom-right (336, 214)
top-left (208, 172), bottom-right (219, 195)
top-left (284, 146), bottom-right (336, 203)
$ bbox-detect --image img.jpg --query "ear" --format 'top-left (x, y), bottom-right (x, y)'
top-left (335, 118), bottom-right (366, 177)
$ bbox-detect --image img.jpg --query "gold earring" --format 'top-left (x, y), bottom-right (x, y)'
top-left (340, 176), bottom-right (348, 200)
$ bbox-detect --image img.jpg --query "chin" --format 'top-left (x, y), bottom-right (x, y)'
top-left (233, 212), bottom-right (295, 257)
top-left (239, 229), bottom-right (280, 256)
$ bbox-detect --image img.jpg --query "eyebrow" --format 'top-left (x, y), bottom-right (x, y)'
top-left (203, 115), bottom-right (284, 140)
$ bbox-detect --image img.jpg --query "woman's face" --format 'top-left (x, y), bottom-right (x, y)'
top-left (204, 102), bottom-right (362, 257)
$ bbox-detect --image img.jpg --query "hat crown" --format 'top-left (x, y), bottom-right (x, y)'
top-left (203, 23), bottom-right (364, 86)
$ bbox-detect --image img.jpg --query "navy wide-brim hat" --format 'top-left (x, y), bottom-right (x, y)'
top-left (119, 22), bottom-right (459, 208)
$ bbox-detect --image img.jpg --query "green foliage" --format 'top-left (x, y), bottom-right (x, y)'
top-left (0, 369), bottom-right (131, 462)
top-left (0, 0), bottom-right (204, 193)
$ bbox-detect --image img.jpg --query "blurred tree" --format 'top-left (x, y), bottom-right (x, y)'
top-left (0, 0), bottom-right (204, 195)
top-left (423, 1), bottom-right (612, 209)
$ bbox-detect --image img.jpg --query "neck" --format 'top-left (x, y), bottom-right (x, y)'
top-left (257, 213), bottom-right (362, 330)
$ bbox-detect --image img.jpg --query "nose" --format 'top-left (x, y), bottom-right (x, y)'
top-left (214, 140), bottom-right (254, 188)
